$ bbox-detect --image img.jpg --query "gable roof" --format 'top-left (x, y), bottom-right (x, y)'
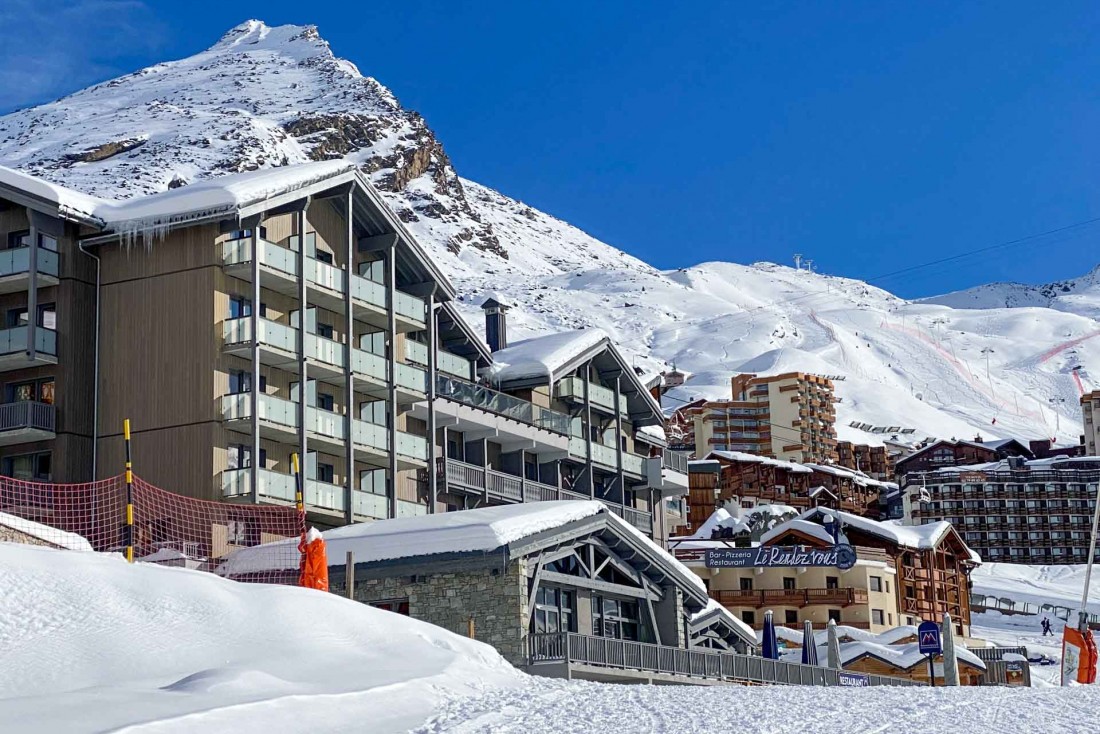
top-left (689, 599), bottom-right (758, 648)
top-left (705, 450), bottom-right (813, 474)
top-left (485, 329), bottom-right (663, 424)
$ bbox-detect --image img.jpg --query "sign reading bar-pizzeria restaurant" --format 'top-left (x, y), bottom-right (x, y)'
top-left (704, 544), bottom-right (857, 570)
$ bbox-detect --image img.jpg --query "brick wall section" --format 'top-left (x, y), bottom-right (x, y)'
top-left (0, 525), bottom-right (58, 547)
top-left (332, 559), bottom-right (530, 666)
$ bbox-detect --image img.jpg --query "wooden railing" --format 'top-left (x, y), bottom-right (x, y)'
top-left (527, 632), bottom-right (918, 686)
top-left (715, 588), bottom-right (868, 607)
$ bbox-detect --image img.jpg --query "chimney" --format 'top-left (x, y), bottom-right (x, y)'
top-left (481, 296), bottom-right (510, 352)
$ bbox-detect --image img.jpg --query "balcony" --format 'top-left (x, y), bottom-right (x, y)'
top-left (434, 375), bottom-right (571, 435)
top-left (351, 418), bottom-right (427, 469)
top-left (0, 246), bottom-right (59, 294)
top-left (0, 401), bottom-right (55, 445)
top-left (349, 272), bottom-right (426, 333)
top-left (555, 376), bottom-right (628, 416)
top-left (715, 588), bottom-right (869, 608)
top-left (221, 237), bottom-right (298, 294)
top-left (647, 449), bottom-right (689, 495)
top-left (568, 436), bottom-right (646, 478)
top-left (404, 339), bottom-right (474, 380)
top-left (221, 393), bottom-right (298, 441)
top-left (0, 326), bottom-right (57, 372)
top-left (223, 317), bottom-right (298, 371)
top-left (435, 457), bottom-right (586, 504)
top-left (602, 501), bottom-right (653, 534)
top-left (221, 467), bottom-right (383, 520)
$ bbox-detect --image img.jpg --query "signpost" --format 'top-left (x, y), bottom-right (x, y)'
top-left (705, 544), bottom-right (857, 570)
top-left (918, 620), bottom-right (942, 687)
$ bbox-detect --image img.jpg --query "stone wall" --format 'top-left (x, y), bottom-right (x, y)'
top-left (0, 524), bottom-right (56, 547)
top-left (332, 559), bottom-right (530, 665)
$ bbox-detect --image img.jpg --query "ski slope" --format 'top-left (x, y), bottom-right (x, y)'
top-left (0, 20), bottom-right (1096, 447)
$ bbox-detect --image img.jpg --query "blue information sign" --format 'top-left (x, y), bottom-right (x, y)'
top-left (917, 621), bottom-right (941, 656)
top-left (704, 544), bottom-right (857, 570)
top-left (837, 672), bottom-right (870, 687)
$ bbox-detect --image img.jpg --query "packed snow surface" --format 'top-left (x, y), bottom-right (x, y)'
top-left (0, 544), bottom-right (522, 733)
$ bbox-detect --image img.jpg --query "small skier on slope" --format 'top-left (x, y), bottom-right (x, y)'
top-left (1041, 617), bottom-right (1053, 636)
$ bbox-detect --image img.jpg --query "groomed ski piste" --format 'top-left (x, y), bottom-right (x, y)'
top-left (3, 543), bottom-right (1100, 734)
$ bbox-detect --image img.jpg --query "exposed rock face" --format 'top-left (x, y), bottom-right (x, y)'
top-left (0, 20), bottom-right (505, 258)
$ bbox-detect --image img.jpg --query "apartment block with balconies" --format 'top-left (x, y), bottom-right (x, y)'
top-left (1083, 390), bottom-right (1100, 456)
top-left (0, 183), bottom-right (96, 483)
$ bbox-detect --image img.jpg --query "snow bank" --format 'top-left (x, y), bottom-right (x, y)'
top-left (0, 544), bottom-right (522, 733)
top-left (0, 512), bottom-right (92, 552)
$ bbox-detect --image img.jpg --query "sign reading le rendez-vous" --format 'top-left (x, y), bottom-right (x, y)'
top-left (704, 544), bottom-right (858, 570)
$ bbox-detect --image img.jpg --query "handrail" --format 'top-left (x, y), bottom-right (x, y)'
top-left (0, 401), bottom-right (55, 432)
top-left (527, 632), bottom-right (919, 686)
top-left (436, 375), bottom-right (571, 435)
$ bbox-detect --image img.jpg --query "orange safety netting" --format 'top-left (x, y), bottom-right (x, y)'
top-left (0, 473), bottom-right (304, 585)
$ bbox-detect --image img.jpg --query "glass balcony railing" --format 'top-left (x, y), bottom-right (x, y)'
top-left (395, 363), bottom-right (427, 394)
top-left (351, 272), bottom-right (386, 310)
top-left (0, 326), bottom-right (56, 357)
top-left (405, 339), bottom-right (429, 365)
top-left (351, 347), bottom-right (387, 382)
top-left (436, 375), bottom-right (571, 435)
top-left (0, 246), bottom-right (59, 278)
top-left (405, 339), bottom-right (473, 380)
top-left (307, 406), bottom-right (344, 441)
top-left (394, 291), bottom-right (426, 324)
top-left (223, 317), bottom-right (296, 353)
top-left (305, 257), bottom-right (346, 293)
top-left (353, 490), bottom-right (387, 519)
top-left (220, 393), bottom-right (298, 429)
top-left (353, 418), bottom-right (388, 453)
top-left (221, 238), bottom-right (297, 277)
top-left (396, 431), bottom-right (428, 462)
top-left (555, 376), bottom-right (628, 415)
top-left (306, 333), bottom-right (346, 369)
top-left (568, 436), bottom-right (645, 476)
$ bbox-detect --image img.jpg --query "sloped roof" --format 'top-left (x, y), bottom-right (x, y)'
top-left (706, 451), bottom-right (813, 474)
top-left (689, 599), bottom-right (757, 647)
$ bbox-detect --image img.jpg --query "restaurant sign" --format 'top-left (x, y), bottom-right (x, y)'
top-left (705, 544), bottom-right (857, 570)
top-left (959, 471), bottom-right (987, 483)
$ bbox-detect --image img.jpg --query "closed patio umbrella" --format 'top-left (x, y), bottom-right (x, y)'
top-left (942, 613), bottom-right (960, 686)
top-left (762, 610), bottom-right (780, 660)
top-left (801, 620), bottom-right (820, 665)
top-left (827, 618), bottom-right (842, 669)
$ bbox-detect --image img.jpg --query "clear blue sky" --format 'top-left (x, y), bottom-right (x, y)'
top-left (2, 1), bottom-right (1099, 298)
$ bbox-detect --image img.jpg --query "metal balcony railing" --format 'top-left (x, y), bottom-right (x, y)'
top-left (527, 633), bottom-right (919, 686)
top-left (0, 401), bottom-right (55, 433)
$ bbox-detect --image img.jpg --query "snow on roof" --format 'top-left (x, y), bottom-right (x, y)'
top-left (690, 598), bottom-right (757, 645)
top-left (768, 624), bottom-right (986, 671)
top-left (486, 328), bottom-right (609, 383)
top-left (802, 463), bottom-right (894, 489)
top-left (928, 455), bottom-right (1100, 475)
top-left (759, 518), bottom-right (837, 547)
top-left (0, 512), bottom-right (93, 552)
top-left (706, 450), bottom-right (813, 474)
top-left (787, 507), bottom-right (977, 559)
top-left (0, 160), bottom-right (354, 235)
top-left (218, 501), bottom-right (605, 576)
top-left (637, 424), bottom-right (668, 443)
top-left (689, 508), bottom-right (733, 539)
top-left (216, 501), bottom-right (708, 598)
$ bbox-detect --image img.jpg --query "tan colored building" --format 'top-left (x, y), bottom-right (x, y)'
top-left (836, 441), bottom-right (894, 481)
top-left (1083, 390), bottom-right (1100, 456)
top-left (671, 372), bottom-right (838, 464)
top-left (671, 507), bottom-right (979, 638)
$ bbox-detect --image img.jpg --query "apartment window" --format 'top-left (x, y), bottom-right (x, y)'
top-left (316, 392), bottom-right (335, 412)
top-left (314, 249), bottom-right (334, 265)
top-left (783, 577), bottom-right (796, 590)
top-left (827, 609), bottom-right (842, 623)
top-left (446, 436), bottom-right (463, 461)
top-left (741, 610), bottom-right (756, 626)
top-left (360, 400), bottom-right (386, 425)
top-left (2, 451), bottom-right (51, 481)
top-left (229, 370), bottom-right (266, 394)
top-left (360, 468), bottom-right (386, 495)
top-left (872, 609), bottom-right (885, 625)
top-left (593, 596), bottom-right (641, 641)
top-left (784, 610), bottom-right (798, 624)
top-left (885, 580), bottom-right (890, 593)
top-left (227, 444), bottom-right (266, 470)
top-left (369, 598), bottom-right (409, 616)
top-left (7, 378), bottom-right (54, 404)
top-left (869, 576), bottom-right (882, 592)
top-left (825, 576), bottom-right (839, 590)
top-left (7, 303), bottom-right (55, 329)
top-left (740, 577), bottom-right (754, 591)
top-left (6, 230), bottom-right (29, 248)
top-left (227, 227), bottom-right (268, 241)
top-left (315, 321), bottom-right (334, 339)
top-left (314, 462), bottom-right (334, 484)
top-left (888, 613), bottom-right (893, 625)
top-left (229, 296), bottom-right (266, 319)
top-left (532, 586), bottom-right (575, 634)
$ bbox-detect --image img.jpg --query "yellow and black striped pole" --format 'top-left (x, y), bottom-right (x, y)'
top-left (291, 452), bottom-right (306, 537)
top-left (124, 418), bottom-right (134, 563)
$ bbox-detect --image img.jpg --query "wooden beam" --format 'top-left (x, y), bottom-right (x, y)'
top-left (539, 570), bottom-right (660, 600)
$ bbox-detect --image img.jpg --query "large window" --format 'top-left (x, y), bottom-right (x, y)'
top-left (227, 444), bottom-right (266, 470)
top-left (229, 370), bottom-right (266, 395)
top-left (532, 586), bottom-right (575, 634)
top-left (740, 577), bottom-right (754, 591)
top-left (2, 452), bottom-right (51, 481)
top-left (7, 303), bottom-right (55, 330)
top-left (229, 296), bottom-right (266, 319)
top-left (782, 576), bottom-right (796, 590)
top-left (593, 596), bottom-right (640, 641)
top-left (872, 609), bottom-right (885, 625)
top-left (869, 576), bottom-right (883, 592)
top-left (784, 610), bottom-right (798, 624)
top-left (7, 378), bottom-right (54, 404)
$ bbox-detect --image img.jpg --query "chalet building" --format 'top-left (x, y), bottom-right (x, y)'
top-left (690, 451), bottom-right (892, 521)
top-left (221, 501), bottom-right (758, 685)
top-left (903, 456), bottom-right (1100, 564)
top-left (1083, 390), bottom-right (1100, 456)
top-left (836, 441), bottom-right (894, 482)
top-left (669, 372), bottom-right (838, 463)
top-left (0, 162), bottom-right (686, 541)
top-left (893, 437), bottom-right (1032, 479)
top-left (671, 507), bottom-right (980, 638)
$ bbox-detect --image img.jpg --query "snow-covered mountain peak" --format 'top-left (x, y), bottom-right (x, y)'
top-left (0, 22), bottom-right (1096, 448)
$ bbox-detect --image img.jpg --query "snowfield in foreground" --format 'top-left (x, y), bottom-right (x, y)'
top-left (0, 544), bottom-right (522, 733)
top-left (3, 544), bottom-right (1100, 733)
